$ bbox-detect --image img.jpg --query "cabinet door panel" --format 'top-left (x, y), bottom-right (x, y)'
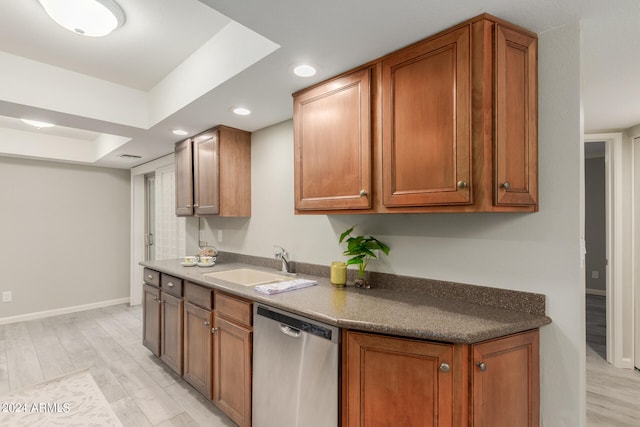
top-left (183, 302), bottom-right (213, 399)
top-left (142, 284), bottom-right (161, 356)
top-left (343, 331), bottom-right (455, 427)
top-left (213, 315), bottom-right (252, 427)
top-left (472, 330), bottom-right (539, 427)
top-left (294, 68), bottom-right (372, 210)
top-left (193, 131), bottom-right (220, 215)
top-left (383, 26), bottom-right (471, 206)
top-left (494, 25), bottom-right (537, 206)
top-left (175, 138), bottom-right (194, 216)
top-left (160, 292), bottom-right (183, 375)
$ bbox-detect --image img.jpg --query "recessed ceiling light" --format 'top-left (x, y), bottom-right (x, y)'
top-left (38, 0), bottom-right (126, 37)
top-left (21, 118), bottom-right (56, 128)
top-left (232, 107), bottom-right (251, 116)
top-left (293, 64), bottom-right (317, 77)
top-left (173, 129), bottom-right (189, 136)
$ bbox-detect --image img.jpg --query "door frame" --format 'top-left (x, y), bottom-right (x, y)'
top-left (584, 132), bottom-right (630, 368)
top-left (634, 136), bottom-right (640, 369)
top-left (130, 154), bottom-right (175, 306)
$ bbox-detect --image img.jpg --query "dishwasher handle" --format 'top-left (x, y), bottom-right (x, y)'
top-left (279, 324), bottom-right (301, 338)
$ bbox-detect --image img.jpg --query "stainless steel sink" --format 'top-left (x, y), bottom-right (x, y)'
top-left (203, 268), bottom-right (287, 286)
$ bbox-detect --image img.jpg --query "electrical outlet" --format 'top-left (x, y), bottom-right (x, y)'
top-left (2, 291), bottom-right (12, 303)
top-left (591, 271), bottom-right (599, 279)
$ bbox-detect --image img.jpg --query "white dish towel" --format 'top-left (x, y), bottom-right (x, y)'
top-left (254, 279), bottom-right (318, 295)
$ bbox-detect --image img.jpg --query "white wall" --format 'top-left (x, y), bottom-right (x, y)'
top-left (0, 157), bottom-right (130, 320)
top-left (201, 23), bottom-right (585, 425)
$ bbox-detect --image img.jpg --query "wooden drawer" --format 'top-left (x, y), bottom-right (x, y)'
top-left (161, 274), bottom-right (183, 298)
top-left (215, 291), bottom-right (252, 327)
top-left (184, 281), bottom-right (213, 310)
top-left (143, 268), bottom-right (160, 287)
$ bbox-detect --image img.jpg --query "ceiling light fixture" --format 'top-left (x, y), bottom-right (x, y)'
top-left (38, 0), bottom-right (126, 37)
top-left (232, 107), bottom-right (251, 116)
top-left (293, 64), bottom-right (317, 77)
top-left (172, 129), bottom-right (189, 136)
top-left (21, 119), bottom-right (56, 128)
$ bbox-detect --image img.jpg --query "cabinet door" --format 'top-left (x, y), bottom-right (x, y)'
top-left (294, 67), bottom-right (372, 210)
top-left (494, 25), bottom-right (538, 206)
top-left (471, 329), bottom-right (539, 427)
top-left (160, 292), bottom-right (183, 375)
top-left (343, 331), bottom-right (457, 427)
top-left (183, 302), bottom-right (214, 399)
top-left (382, 26), bottom-right (471, 207)
top-left (213, 315), bottom-right (252, 427)
top-left (175, 138), bottom-right (194, 216)
top-left (193, 131), bottom-right (220, 215)
top-left (142, 284), bottom-right (161, 356)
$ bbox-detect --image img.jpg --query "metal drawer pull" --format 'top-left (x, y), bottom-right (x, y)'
top-left (476, 361), bottom-right (487, 372)
top-left (439, 363), bottom-right (450, 373)
top-left (456, 180), bottom-right (468, 189)
top-left (211, 327), bottom-right (218, 334)
top-left (499, 181), bottom-right (511, 190)
top-left (359, 189), bottom-right (368, 197)
top-left (203, 321), bottom-right (210, 326)
top-left (147, 274), bottom-right (153, 279)
top-left (167, 282), bottom-right (174, 287)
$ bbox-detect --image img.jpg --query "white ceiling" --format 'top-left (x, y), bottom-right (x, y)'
top-left (0, 0), bottom-right (639, 168)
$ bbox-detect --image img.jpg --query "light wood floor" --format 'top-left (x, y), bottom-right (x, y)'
top-left (586, 294), bottom-right (640, 426)
top-left (0, 304), bottom-right (236, 426)
top-left (2, 298), bottom-right (639, 426)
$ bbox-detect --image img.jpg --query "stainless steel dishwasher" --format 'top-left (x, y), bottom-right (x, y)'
top-left (252, 304), bottom-right (339, 427)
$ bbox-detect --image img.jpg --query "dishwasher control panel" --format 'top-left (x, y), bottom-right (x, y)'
top-left (256, 305), bottom-right (338, 342)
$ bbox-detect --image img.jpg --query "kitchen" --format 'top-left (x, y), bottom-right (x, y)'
top-left (1, 0), bottom-right (640, 426)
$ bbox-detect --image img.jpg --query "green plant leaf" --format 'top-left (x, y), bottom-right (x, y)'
top-left (339, 226), bottom-right (355, 244)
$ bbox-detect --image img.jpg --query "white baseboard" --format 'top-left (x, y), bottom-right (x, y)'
top-left (586, 288), bottom-right (606, 296)
top-left (0, 297), bottom-right (131, 325)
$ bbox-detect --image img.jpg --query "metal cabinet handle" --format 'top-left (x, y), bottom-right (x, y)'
top-left (167, 282), bottom-right (174, 287)
top-left (456, 180), bottom-right (468, 189)
top-left (186, 204), bottom-right (192, 208)
top-left (476, 361), bottom-right (487, 372)
top-left (147, 274), bottom-right (153, 279)
top-left (203, 321), bottom-right (210, 326)
top-left (153, 297), bottom-right (158, 302)
top-left (499, 181), bottom-right (511, 190)
top-left (211, 327), bottom-right (218, 334)
top-left (359, 189), bottom-right (368, 197)
top-left (439, 363), bottom-right (451, 373)
top-left (193, 203), bottom-right (199, 207)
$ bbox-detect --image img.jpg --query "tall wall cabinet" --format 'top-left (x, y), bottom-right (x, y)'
top-left (293, 13), bottom-right (538, 214)
top-left (175, 125), bottom-right (251, 217)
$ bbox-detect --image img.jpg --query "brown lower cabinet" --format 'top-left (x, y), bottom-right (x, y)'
top-left (213, 291), bottom-right (253, 427)
top-left (342, 329), bottom-right (539, 427)
top-left (183, 301), bottom-right (214, 398)
top-left (142, 283), bottom-right (161, 356)
top-left (160, 292), bottom-right (183, 375)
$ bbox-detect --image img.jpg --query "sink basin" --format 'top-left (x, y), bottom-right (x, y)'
top-left (203, 268), bottom-right (288, 286)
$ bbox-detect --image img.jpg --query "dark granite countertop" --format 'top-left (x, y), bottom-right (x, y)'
top-left (139, 258), bottom-right (551, 344)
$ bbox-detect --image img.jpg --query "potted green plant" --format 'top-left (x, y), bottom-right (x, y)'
top-left (339, 225), bottom-right (390, 288)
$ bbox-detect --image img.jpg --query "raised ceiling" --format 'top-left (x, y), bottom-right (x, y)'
top-left (0, 0), bottom-right (638, 168)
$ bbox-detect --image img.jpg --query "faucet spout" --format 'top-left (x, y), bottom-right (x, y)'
top-left (273, 245), bottom-right (293, 274)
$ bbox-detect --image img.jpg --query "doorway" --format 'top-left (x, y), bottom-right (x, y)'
top-left (144, 173), bottom-right (155, 261)
top-left (585, 141), bottom-right (606, 360)
top-left (584, 132), bottom-right (632, 369)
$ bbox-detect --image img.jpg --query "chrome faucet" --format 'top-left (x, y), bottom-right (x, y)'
top-left (273, 245), bottom-right (293, 274)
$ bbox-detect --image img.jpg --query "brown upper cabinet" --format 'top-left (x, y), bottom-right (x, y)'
top-left (293, 14), bottom-right (538, 214)
top-left (175, 125), bottom-right (251, 217)
top-left (294, 67), bottom-right (373, 211)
